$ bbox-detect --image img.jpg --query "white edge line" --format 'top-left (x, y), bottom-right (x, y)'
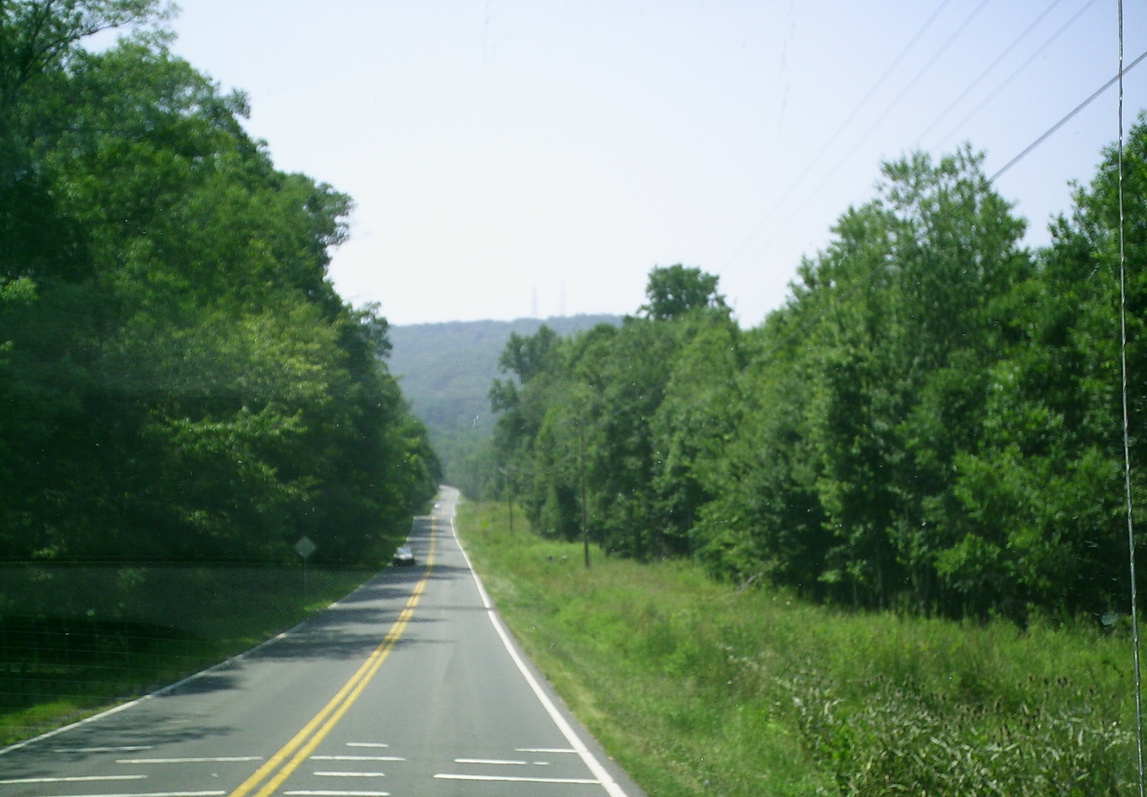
top-left (53, 745), bottom-right (154, 753)
top-left (50, 793), bottom-right (224, 797)
top-left (0, 620), bottom-right (310, 757)
top-left (1, 510), bottom-right (431, 757)
top-left (448, 499), bottom-right (630, 797)
top-left (48, 793), bottom-right (223, 797)
top-left (0, 695), bottom-right (148, 757)
top-left (0, 558), bottom-right (378, 756)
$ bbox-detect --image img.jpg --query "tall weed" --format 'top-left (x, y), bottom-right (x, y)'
top-left (786, 671), bottom-right (1130, 795)
top-left (458, 500), bottom-right (1140, 796)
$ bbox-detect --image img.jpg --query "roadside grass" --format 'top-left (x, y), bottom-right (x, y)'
top-left (0, 564), bottom-right (370, 746)
top-left (457, 500), bottom-right (1138, 796)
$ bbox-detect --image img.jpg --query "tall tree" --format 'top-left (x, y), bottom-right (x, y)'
top-left (948, 114), bottom-right (1147, 617)
top-left (640, 264), bottom-right (725, 321)
top-left (0, 8), bottom-right (438, 567)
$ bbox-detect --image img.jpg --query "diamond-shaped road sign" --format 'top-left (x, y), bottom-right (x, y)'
top-left (295, 535), bottom-right (317, 560)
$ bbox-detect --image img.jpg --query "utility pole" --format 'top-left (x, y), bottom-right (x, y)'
top-left (579, 422), bottom-right (589, 569)
top-left (500, 466), bottom-right (514, 535)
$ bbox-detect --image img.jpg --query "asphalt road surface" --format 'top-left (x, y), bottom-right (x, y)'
top-left (0, 487), bottom-right (645, 797)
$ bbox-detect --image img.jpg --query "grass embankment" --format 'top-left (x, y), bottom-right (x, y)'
top-left (0, 564), bottom-right (370, 745)
top-left (457, 501), bottom-right (1137, 796)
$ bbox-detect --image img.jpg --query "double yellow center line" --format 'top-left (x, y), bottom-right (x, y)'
top-left (229, 524), bottom-right (437, 797)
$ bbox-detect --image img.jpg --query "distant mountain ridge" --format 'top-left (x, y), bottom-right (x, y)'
top-left (387, 314), bottom-right (621, 492)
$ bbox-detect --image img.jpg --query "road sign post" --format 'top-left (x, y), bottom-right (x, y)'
top-left (295, 535), bottom-right (317, 603)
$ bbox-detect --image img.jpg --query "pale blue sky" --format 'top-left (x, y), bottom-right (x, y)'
top-left (163, 1), bottom-right (1142, 326)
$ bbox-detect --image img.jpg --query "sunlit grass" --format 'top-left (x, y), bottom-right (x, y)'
top-left (457, 499), bottom-right (1138, 796)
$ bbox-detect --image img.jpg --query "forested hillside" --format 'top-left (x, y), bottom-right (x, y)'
top-left (388, 315), bottom-right (617, 496)
top-left (490, 137), bottom-right (1147, 623)
top-left (0, 1), bottom-right (439, 567)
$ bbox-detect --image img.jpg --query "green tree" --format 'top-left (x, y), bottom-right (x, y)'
top-left (948, 115), bottom-right (1147, 617)
top-left (0, 10), bottom-right (437, 567)
top-left (489, 269), bottom-right (735, 560)
top-left (649, 312), bottom-right (743, 555)
top-left (640, 264), bottom-right (725, 321)
top-left (695, 147), bottom-right (1031, 613)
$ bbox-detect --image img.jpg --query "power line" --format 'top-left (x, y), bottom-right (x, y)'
top-left (852, 0), bottom-right (995, 142)
top-left (730, 0), bottom-right (1115, 325)
top-left (916, 0), bottom-right (1068, 144)
top-left (735, 0), bottom-right (996, 314)
top-left (990, 46), bottom-right (1147, 181)
top-left (937, 0), bottom-right (1103, 149)
top-left (745, 0), bottom-right (1125, 318)
top-left (721, 0), bottom-right (954, 278)
top-left (755, 45), bottom-right (1147, 357)
top-left (794, 0), bottom-right (994, 202)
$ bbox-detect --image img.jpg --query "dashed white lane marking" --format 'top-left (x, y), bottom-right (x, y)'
top-left (345, 743), bottom-right (388, 748)
top-left (283, 791), bottom-right (389, 797)
top-left (435, 774), bottom-right (600, 785)
top-left (116, 757), bottom-right (262, 764)
top-left (310, 756), bottom-right (403, 762)
top-left (0, 775), bottom-right (145, 785)
top-left (518, 747), bottom-right (577, 754)
top-left (53, 745), bottom-right (154, 753)
top-left (312, 772), bottom-right (386, 778)
top-left (455, 758), bottom-right (528, 765)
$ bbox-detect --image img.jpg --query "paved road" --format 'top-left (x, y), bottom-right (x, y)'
top-left (0, 488), bottom-right (644, 797)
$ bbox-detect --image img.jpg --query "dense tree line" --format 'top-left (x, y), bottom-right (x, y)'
top-left (0, 1), bottom-right (439, 567)
top-left (386, 315), bottom-right (618, 501)
top-left (491, 129), bottom-right (1147, 622)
